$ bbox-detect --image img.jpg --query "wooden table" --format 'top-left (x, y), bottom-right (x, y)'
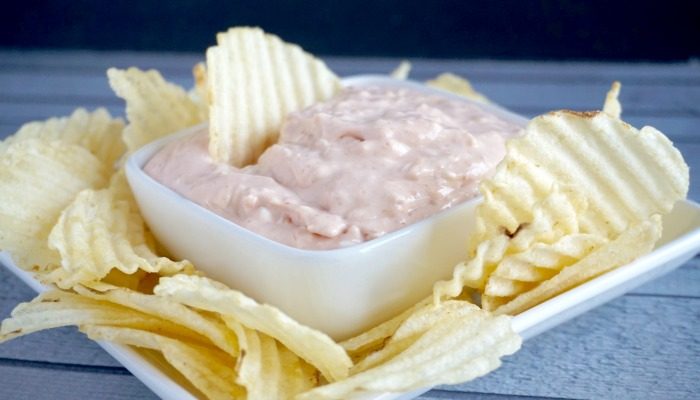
top-left (0, 51), bottom-right (698, 399)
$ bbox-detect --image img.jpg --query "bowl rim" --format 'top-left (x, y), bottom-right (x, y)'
top-left (125, 74), bottom-right (528, 257)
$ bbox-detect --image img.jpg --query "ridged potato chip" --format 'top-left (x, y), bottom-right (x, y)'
top-left (426, 73), bottom-right (490, 104)
top-left (0, 108), bottom-right (125, 169)
top-left (603, 81), bottom-right (622, 119)
top-left (389, 61), bottom-right (411, 80)
top-left (46, 172), bottom-right (192, 289)
top-left (340, 297), bottom-right (432, 360)
top-left (83, 326), bottom-right (245, 400)
top-left (493, 215), bottom-right (662, 315)
top-left (480, 109), bottom-right (687, 240)
top-left (225, 319), bottom-right (317, 399)
top-left (297, 301), bottom-right (520, 400)
top-left (207, 26), bottom-right (341, 166)
top-left (0, 291), bottom-right (205, 345)
top-left (435, 85), bottom-right (688, 314)
top-left (108, 67), bottom-right (207, 152)
top-left (74, 284), bottom-right (238, 357)
top-left (0, 139), bottom-right (107, 269)
top-left (191, 61), bottom-right (209, 109)
top-left (154, 274), bottom-right (352, 382)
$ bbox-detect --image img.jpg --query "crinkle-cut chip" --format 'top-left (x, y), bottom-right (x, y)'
top-left (488, 234), bottom-right (606, 285)
top-left (154, 274), bottom-right (352, 382)
top-left (435, 89), bottom-right (688, 310)
top-left (433, 233), bottom-right (509, 302)
top-left (82, 326), bottom-right (245, 400)
top-left (0, 139), bottom-right (107, 269)
top-left (477, 110), bottom-right (688, 241)
top-left (603, 81), bottom-right (622, 119)
top-left (494, 215), bottom-right (662, 315)
top-left (191, 62), bottom-right (209, 109)
top-left (224, 319), bottom-right (317, 399)
top-left (469, 186), bottom-right (608, 299)
top-left (297, 301), bottom-right (521, 400)
top-left (389, 61), bottom-right (411, 80)
top-left (0, 108), bottom-right (125, 168)
top-left (0, 291), bottom-right (205, 345)
top-left (46, 172), bottom-right (193, 289)
top-left (425, 73), bottom-right (490, 104)
top-left (480, 295), bottom-right (510, 312)
top-left (207, 26), bottom-right (341, 166)
top-left (340, 297), bottom-right (432, 359)
top-left (483, 233), bottom-right (608, 299)
top-left (74, 284), bottom-right (238, 357)
top-left (108, 67), bottom-right (206, 152)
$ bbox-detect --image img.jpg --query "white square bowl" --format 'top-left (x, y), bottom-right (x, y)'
top-left (124, 75), bottom-right (529, 340)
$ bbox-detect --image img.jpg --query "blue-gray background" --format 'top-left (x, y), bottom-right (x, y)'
top-left (2, 0), bottom-right (698, 60)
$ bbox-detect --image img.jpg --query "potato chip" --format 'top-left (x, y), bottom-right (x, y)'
top-left (0, 139), bottom-right (107, 269)
top-left (191, 61), bottom-right (209, 108)
top-left (297, 301), bottom-right (520, 400)
top-left (340, 297), bottom-right (431, 359)
top-left (74, 284), bottom-right (238, 357)
top-left (154, 274), bottom-right (352, 382)
top-left (46, 172), bottom-right (192, 289)
top-left (474, 186), bottom-right (609, 303)
top-left (83, 326), bottom-right (245, 400)
top-left (0, 291), bottom-right (205, 345)
top-left (493, 215), bottom-right (662, 315)
top-left (224, 319), bottom-right (317, 399)
top-left (389, 61), bottom-right (411, 80)
top-left (435, 106), bottom-right (689, 308)
top-left (108, 67), bottom-right (206, 152)
top-left (207, 26), bottom-right (341, 166)
top-left (603, 81), bottom-right (622, 119)
top-left (485, 110), bottom-right (686, 239)
top-left (426, 73), bottom-right (490, 104)
top-left (0, 108), bottom-right (125, 169)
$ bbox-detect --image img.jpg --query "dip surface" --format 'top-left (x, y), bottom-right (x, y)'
top-left (145, 86), bottom-right (522, 250)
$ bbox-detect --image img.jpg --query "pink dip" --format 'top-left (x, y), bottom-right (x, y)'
top-left (144, 86), bottom-right (522, 250)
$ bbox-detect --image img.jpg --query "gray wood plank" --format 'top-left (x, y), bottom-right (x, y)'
top-left (0, 364), bottom-right (156, 400)
top-left (442, 295), bottom-right (700, 400)
top-left (2, 70), bottom-right (698, 115)
top-left (421, 389), bottom-right (570, 399)
top-left (1, 50), bottom-right (698, 83)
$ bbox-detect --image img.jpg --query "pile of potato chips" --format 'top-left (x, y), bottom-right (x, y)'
top-left (0, 26), bottom-right (689, 399)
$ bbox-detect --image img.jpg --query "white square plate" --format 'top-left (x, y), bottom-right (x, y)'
top-left (4, 199), bottom-right (699, 399)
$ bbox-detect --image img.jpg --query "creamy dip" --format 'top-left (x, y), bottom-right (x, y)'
top-left (145, 86), bottom-right (522, 250)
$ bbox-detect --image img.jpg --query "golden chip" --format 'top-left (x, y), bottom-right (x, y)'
top-left (340, 297), bottom-right (431, 360)
top-left (0, 291), bottom-right (204, 345)
top-left (493, 215), bottom-right (662, 315)
top-left (0, 108), bottom-right (125, 169)
top-left (426, 73), bottom-right (490, 103)
top-left (603, 81), bottom-right (622, 119)
top-left (297, 301), bottom-right (520, 399)
top-left (74, 283), bottom-right (238, 357)
top-left (108, 67), bottom-right (206, 152)
top-left (83, 326), bottom-right (245, 400)
top-left (46, 172), bottom-right (192, 289)
top-left (154, 274), bottom-right (352, 382)
top-left (225, 319), bottom-right (317, 399)
top-left (0, 139), bottom-right (107, 269)
top-left (191, 61), bottom-right (209, 109)
top-left (435, 86), bottom-right (688, 314)
top-left (389, 61), bottom-right (411, 80)
top-left (207, 26), bottom-right (341, 166)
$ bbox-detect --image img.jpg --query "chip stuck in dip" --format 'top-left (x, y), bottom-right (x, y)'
top-left (144, 85), bottom-right (522, 250)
